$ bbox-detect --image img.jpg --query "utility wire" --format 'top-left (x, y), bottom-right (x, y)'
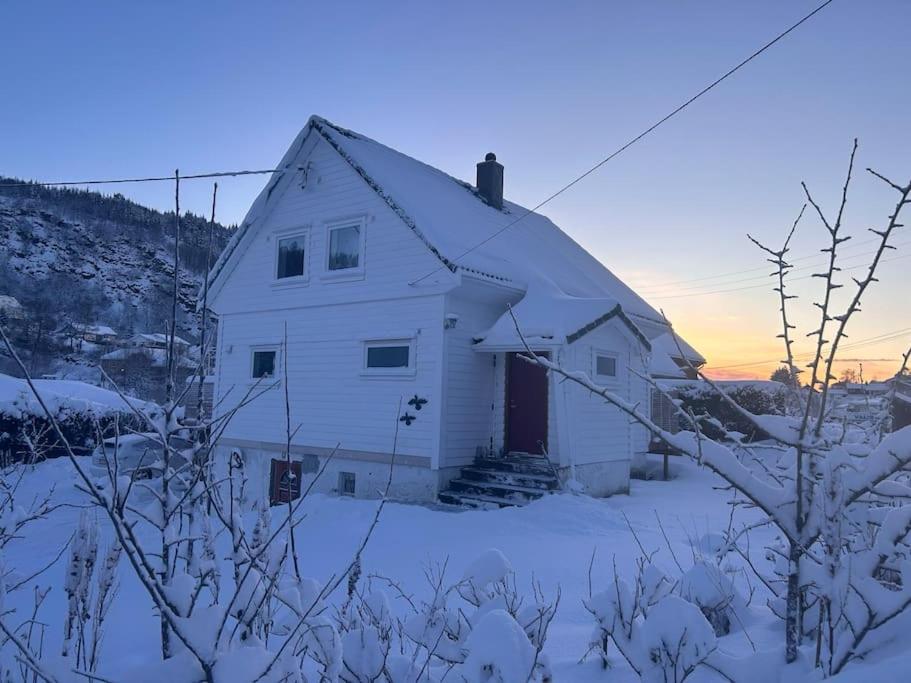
top-left (635, 236), bottom-right (890, 293)
top-left (409, 0), bottom-right (837, 285)
top-left (0, 168), bottom-right (284, 188)
top-left (639, 245), bottom-right (909, 296)
top-left (647, 252), bottom-right (911, 300)
top-left (706, 327), bottom-right (911, 370)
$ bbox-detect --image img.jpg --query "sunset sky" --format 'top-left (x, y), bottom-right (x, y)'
top-left (2, 1), bottom-right (908, 380)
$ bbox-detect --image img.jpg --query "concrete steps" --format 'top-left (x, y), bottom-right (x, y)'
top-left (438, 453), bottom-right (561, 508)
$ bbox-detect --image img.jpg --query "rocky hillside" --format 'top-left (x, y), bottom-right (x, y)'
top-left (0, 178), bottom-right (233, 375)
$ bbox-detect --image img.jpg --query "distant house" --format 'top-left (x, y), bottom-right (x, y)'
top-left (59, 322), bottom-right (119, 350)
top-left (101, 336), bottom-right (196, 403)
top-left (893, 375), bottom-right (911, 432)
top-left (833, 381), bottom-right (891, 396)
top-left (0, 295), bottom-right (25, 322)
top-left (203, 116), bottom-right (703, 503)
top-left (129, 332), bottom-right (192, 351)
top-left (180, 374), bottom-right (215, 422)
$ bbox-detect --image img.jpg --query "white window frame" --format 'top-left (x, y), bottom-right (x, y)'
top-left (273, 227), bottom-right (310, 285)
top-left (593, 349), bottom-right (620, 383)
top-left (250, 346), bottom-right (280, 380)
top-left (362, 338), bottom-right (415, 378)
top-left (323, 216), bottom-right (366, 281)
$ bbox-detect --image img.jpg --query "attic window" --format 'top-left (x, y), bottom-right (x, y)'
top-left (276, 233), bottom-right (307, 280)
top-left (325, 218), bottom-right (366, 276)
top-left (595, 354), bottom-right (617, 379)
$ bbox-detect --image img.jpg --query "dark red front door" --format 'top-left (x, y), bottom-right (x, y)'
top-left (506, 352), bottom-right (549, 455)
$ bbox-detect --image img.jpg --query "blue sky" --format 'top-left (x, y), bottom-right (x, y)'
top-left (1, 1), bottom-right (909, 378)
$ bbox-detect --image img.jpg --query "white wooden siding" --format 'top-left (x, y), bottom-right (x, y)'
top-left (440, 292), bottom-right (507, 468)
top-left (211, 136), bottom-right (452, 317)
top-left (216, 298), bottom-right (442, 459)
top-left (210, 136), bottom-right (451, 463)
top-left (562, 322), bottom-right (649, 466)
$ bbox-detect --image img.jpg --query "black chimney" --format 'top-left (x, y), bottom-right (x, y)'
top-left (476, 152), bottom-right (504, 210)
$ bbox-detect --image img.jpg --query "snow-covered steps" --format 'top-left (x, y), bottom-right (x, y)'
top-left (438, 454), bottom-right (561, 508)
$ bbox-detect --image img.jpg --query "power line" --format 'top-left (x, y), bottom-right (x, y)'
top-left (639, 241), bottom-right (911, 296)
top-left (634, 236), bottom-right (889, 293)
top-left (647, 252), bottom-right (911, 300)
top-left (410, 0), bottom-right (837, 285)
top-left (705, 327), bottom-right (911, 370)
top-left (0, 168), bottom-right (284, 189)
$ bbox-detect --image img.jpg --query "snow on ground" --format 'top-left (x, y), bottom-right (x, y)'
top-left (5, 455), bottom-right (911, 681)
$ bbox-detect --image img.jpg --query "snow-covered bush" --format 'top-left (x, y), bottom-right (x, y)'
top-left (640, 596), bottom-right (717, 683)
top-left (349, 549), bottom-right (558, 682)
top-left (462, 609), bottom-right (536, 683)
top-left (677, 561), bottom-right (744, 636)
top-left (516, 143), bottom-right (911, 674)
top-left (674, 383), bottom-right (788, 441)
top-left (585, 563), bottom-right (723, 682)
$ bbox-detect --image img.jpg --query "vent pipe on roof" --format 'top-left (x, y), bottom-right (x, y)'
top-left (476, 152), bottom-right (504, 210)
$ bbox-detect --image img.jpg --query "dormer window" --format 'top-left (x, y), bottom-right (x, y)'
top-left (276, 233), bottom-right (307, 280)
top-left (594, 351), bottom-right (618, 380)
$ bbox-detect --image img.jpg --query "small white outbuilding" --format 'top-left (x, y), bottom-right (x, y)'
top-left (204, 116), bottom-right (703, 503)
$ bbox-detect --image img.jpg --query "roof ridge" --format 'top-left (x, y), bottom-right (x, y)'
top-left (308, 115), bottom-right (511, 282)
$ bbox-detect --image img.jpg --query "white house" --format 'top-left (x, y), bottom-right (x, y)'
top-left (205, 116), bottom-right (703, 504)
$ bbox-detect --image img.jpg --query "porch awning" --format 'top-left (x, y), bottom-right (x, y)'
top-left (472, 284), bottom-right (650, 352)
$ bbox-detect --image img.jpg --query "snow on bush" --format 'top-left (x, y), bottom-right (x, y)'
top-left (459, 548), bottom-right (512, 606)
top-left (462, 609), bottom-right (535, 683)
top-left (585, 568), bottom-right (721, 683)
top-left (678, 561), bottom-right (744, 636)
top-left (640, 596), bottom-right (717, 683)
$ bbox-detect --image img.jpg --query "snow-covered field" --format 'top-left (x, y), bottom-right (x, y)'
top-left (6, 454), bottom-right (910, 681)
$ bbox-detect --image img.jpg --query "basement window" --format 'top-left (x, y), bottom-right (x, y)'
top-left (339, 471), bottom-right (356, 496)
top-left (251, 349), bottom-right (277, 379)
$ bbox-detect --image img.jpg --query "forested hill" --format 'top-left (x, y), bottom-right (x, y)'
top-left (0, 177), bottom-right (234, 339)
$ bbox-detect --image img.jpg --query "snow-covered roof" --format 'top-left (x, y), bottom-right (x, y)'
top-left (207, 115), bottom-right (703, 363)
top-left (646, 334), bottom-right (689, 379)
top-left (130, 333), bottom-right (191, 347)
top-left (0, 373), bottom-right (155, 421)
top-left (474, 283), bottom-right (649, 350)
top-left (69, 323), bottom-right (118, 336)
top-left (0, 294), bottom-right (23, 310)
top-left (102, 347), bottom-right (195, 369)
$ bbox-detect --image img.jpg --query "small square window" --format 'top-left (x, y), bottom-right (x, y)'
top-left (328, 224), bottom-right (361, 271)
top-left (339, 471), bottom-right (356, 496)
top-left (252, 350), bottom-right (277, 378)
top-left (367, 345), bottom-right (410, 369)
top-left (277, 235), bottom-right (306, 279)
top-left (596, 354), bottom-right (617, 378)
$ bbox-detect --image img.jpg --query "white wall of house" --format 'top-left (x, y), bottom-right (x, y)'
top-left (558, 321), bottom-right (650, 495)
top-left (439, 282), bottom-right (522, 471)
top-left (209, 131), bottom-right (654, 502)
top-left (210, 135), bottom-right (453, 317)
top-left (210, 135), bottom-right (456, 500)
